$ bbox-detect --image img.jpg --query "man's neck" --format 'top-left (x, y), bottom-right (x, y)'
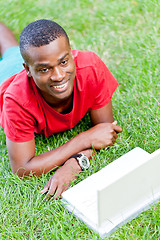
top-left (48, 93), bottom-right (73, 114)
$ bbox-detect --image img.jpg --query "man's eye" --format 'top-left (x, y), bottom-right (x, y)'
top-left (61, 59), bottom-right (68, 65)
top-left (39, 68), bottom-right (49, 73)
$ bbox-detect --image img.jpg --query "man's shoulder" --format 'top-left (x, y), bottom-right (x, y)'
top-left (1, 69), bottom-right (35, 106)
top-left (72, 50), bottom-right (101, 69)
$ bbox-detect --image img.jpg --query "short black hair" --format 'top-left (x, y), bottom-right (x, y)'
top-left (19, 19), bottom-right (69, 58)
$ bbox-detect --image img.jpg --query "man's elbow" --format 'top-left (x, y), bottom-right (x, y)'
top-left (11, 163), bottom-right (31, 177)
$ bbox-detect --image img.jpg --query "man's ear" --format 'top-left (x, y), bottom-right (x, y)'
top-left (23, 63), bottom-right (31, 77)
top-left (68, 45), bottom-right (74, 59)
top-left (71, 52), bottom-right (74, 59)
top-left (70, 49), bottom-right (74, 59)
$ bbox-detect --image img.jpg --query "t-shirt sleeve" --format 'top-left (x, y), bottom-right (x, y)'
top-left (1, 96), bottom-right (35, 142)
top-left (91, 53), bottom-right (118, 109)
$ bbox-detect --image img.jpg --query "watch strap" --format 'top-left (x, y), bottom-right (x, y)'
top-left (70, 153), bottom-right (83, 159)
top-left (70, 153), bottom-right (90, 170)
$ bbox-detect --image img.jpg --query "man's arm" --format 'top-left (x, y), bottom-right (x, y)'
top-left (6, 116), bottom-right (122, 177)
top-left (89, 100), bottom-right (114, 125)
top-left (6, 132), bottom-right (91, 177)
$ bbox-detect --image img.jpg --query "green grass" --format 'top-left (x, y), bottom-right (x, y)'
top-left (0, 0), bottom-right (160, 239)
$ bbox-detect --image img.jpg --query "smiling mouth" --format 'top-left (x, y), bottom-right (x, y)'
top-left (53, 82), bottom-right (68, 89)
top-left (50, 81), bottom-right (69, 92)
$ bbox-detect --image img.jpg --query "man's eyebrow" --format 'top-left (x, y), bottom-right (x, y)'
top-left (35, 53), bottom-right (69, 68)
top-left (58, 53), bottom-right (69, 63)
top-left (35, 63), bottom-right (50, 68)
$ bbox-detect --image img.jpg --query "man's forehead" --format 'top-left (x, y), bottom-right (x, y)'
top-left (24, 37), bottom-right (71, 65)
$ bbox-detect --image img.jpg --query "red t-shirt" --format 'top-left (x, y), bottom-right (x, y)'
top-left (0, 50), bottom-right (118, 142)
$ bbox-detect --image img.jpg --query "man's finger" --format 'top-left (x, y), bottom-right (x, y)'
top-left (113, 124), bottom-right (122, 133)
top-left (112, 120), bottom-right (117, 125)
top-left (113, 131), bottom-right (118, 139)
top-left (54, 186), bottom-right (63, 199)
top-left (39, 184), bottom-right (49, 194)
top-left (46, 180), bottom-right (57, 197)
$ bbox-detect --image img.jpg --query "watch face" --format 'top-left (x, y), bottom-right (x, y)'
top-left (79, 156), bottom-right (90, 170)
top-left (82, 158), bottom-right (88, 167)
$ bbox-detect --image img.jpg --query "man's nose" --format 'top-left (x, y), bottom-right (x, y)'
top-left (50, 67), bottom-right (65, 81)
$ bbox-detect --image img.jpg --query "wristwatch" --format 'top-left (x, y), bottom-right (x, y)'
top-left (71, 153), bottom-right (90, 170)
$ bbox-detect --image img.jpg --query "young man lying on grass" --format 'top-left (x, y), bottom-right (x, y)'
top-left (0, 19), bottom-right (122, 199)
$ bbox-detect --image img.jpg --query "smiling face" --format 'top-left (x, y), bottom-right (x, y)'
top-left (23, 36), bottom-right (76, 110)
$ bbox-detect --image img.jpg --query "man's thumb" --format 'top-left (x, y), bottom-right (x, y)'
top-left (112, 120), bottom-right (117, 125)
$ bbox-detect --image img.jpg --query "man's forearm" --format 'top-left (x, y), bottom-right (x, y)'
top-left (16, 131), bottom-right (91, 176)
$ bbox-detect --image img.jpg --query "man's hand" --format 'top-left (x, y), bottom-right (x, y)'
top-left (85, 121), bottom-right (122, 149)
top-left (40, 158), bottom-right (81, 199)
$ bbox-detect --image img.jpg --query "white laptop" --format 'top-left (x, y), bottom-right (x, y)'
top-left (62, 147), bottom-right (160, 238)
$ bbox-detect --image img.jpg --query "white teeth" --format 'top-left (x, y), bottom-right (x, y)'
top-left (53, 83), bottom-right (67, 89)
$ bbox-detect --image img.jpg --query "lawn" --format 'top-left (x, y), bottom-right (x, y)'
top-left (0, 0), bottom-right (160, 239)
